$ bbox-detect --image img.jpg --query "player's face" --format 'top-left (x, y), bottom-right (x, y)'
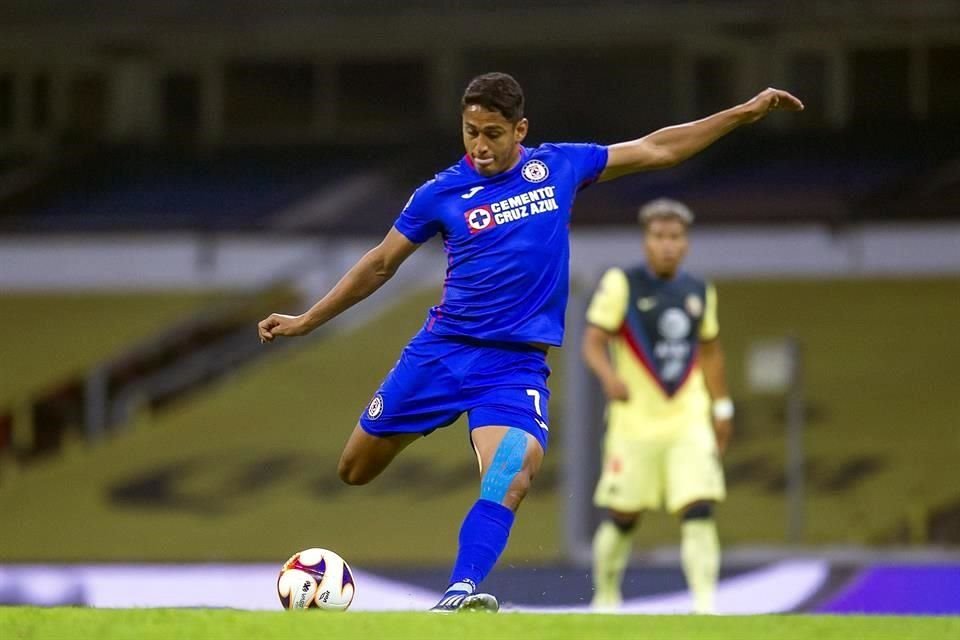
top-left (644, 218), bottom-right (689, 278)
top-left (462, 105), bottom-right (528, 176)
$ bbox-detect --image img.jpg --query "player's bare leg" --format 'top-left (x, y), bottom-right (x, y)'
top-left (592, 508), bottom-right (641, 610)
top-left (430, 425), bottom-right (543, 613)
top-left (679, 499), bottom-right (720, 614)
top-left (471, 425), bottom-right (544, 511)
top-left (336, 424), bottom-right (419, 486)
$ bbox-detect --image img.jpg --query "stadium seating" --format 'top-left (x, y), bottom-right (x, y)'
top-left (576, 125), bottom-right (960, 225)
top-left (2, 126), bottom-right (957, 234)
top-left (0, 145), bottom-right (395, 232)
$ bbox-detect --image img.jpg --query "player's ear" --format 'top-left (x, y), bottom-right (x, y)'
top-left (514, 117), bottom-right (529, 143)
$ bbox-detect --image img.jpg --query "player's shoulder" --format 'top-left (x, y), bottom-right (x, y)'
top-left (674, 270), bottom-right (711, 292)
top-left (532, 141), bottom-right (604, 159)
top-left (434, 156), bottom-right (478, 186)
top-left (602, 264), bottom-right (631, 279)
top-left (531, 142), bottom-right (563, 155)
top-left (533, 141), bottom-right (599, 152)
top-left (401, 177), bottom-right (439, 211)
top-left (409, 168), bottom-right (464, 201)
top-left (622, 263), bottom-right (650, 280)
top-left (530, 142), bottom-right (573, 164)
top-left (408, 159), bottom-right (479, 203)
top-left (595, 265), bottom-right (630, 293)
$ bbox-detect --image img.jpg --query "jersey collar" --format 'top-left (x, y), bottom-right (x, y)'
top-left (645, 265), bottom-right (684, 282)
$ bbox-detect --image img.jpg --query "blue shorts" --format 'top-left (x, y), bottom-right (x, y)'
top-left (359, 329), bottom-right (551, 451)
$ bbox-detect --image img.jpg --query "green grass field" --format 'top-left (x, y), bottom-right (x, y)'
top-left (3, 608), bottom-right (958, 640)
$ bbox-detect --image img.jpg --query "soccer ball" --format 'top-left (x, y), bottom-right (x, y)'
top-left (277, 548), bottom-right (356, 611)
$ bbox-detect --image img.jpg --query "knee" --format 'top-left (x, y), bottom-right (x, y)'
top-left (680, 502), bottom-right (714, 521)
top-left (337, 456), bottom-right (371, 486)
top-left (502, 470), bottom-right (532, 506)
top-left (482, 467), bottom-right (533, 511)
top-left (610, 511), bottom-right (640, 533)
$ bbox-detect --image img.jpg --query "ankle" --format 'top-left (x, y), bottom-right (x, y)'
top-left (445, 579), bottom-right (477, 594)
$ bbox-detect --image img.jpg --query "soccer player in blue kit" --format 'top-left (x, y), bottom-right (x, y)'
top-left (258, 73), bottom-right (802, 612)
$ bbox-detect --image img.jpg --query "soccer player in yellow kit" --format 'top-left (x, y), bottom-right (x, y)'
top-left (583, 198), bottom-right (734, 614)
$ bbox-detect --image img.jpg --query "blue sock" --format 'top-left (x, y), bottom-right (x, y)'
top-left (448, 498), bottom-right (515, 588)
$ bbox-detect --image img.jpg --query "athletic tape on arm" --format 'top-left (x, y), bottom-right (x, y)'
top-left (480, 428), bottom-right (528, 504)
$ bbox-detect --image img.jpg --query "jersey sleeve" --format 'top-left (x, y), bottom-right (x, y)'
top-left (700, 283), bottom-right (720, 341)
top-left (586, 268), bottom-right (629, 333)
top-left (393, 181), bottom-right (441, 244)
top-left (554, 143), bottom-right (609, 190)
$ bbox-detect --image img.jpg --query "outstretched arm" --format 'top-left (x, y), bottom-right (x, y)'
top-left (258, 227), bottom-right (420, 342)
top-left (599, 88), bottom-right (803, 182)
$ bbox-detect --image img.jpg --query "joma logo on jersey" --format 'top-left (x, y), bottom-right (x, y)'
top-left (463, 186), bottom-right (558, 234)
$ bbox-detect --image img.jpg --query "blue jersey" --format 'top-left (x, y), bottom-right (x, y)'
top-left (394, 143), bottom-right (608, 347)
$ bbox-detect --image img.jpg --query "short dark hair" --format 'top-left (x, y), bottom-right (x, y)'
top-left (461, 72), bottom-right (525, 123)
top-left (638, 198), bottom-right (695, 230)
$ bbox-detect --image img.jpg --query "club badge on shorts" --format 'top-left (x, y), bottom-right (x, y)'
top-left (367, 394), bottom-right (384, 420)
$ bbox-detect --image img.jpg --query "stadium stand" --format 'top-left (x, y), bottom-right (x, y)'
top-left (0, 145), bottom-right (395, 232)
top-left (576, 125), bottom-right (960, 225)
top-left (1, 279), bottom-right (958, 563)
top-left (2, 124), bottom-right (957, 234)
top-left (1, 287), bottom-right (300, 462)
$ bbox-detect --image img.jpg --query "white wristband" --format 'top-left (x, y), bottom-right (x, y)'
top-left (712, 398), bottom-right (734, 421)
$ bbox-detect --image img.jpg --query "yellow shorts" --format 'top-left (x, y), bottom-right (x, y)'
top-left (593, 422), bottom-right (726, 514)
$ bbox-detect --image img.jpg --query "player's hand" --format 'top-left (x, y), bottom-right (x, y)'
top-left (712, 417), bottom-right (734, 456)
top-left (601, 376), bottom-right (630, 402)
top-left (742, 88), bottom-right (804, 123)
top-left (258, 313), bottom-right (310, 343)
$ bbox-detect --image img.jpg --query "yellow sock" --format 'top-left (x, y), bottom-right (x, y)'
top-left (591, 520), bottom-right (633, 610)
top-left (681, 519), bottom-right (720, 614)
